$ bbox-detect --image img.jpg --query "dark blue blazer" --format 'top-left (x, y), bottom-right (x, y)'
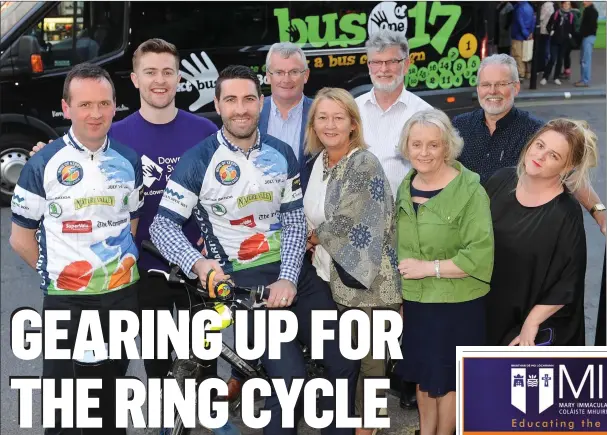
top-left (259, 95), bottom-right (313, 193)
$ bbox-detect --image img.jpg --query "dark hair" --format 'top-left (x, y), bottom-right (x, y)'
top-left (215, 65), bottom-right (261, 100)
top-left (62, 63), bottom-right (116, 103)
top-left (132, 38), bottom-right (180, 70)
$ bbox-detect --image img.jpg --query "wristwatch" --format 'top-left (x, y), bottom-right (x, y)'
top-left (590, 203), bottom-right (606, 216)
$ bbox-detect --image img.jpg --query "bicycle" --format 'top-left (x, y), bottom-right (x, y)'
top-left (141, 240), bottom-right (324, 435)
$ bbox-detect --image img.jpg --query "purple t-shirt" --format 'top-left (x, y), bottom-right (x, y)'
top-left (109, 109), bottom-right (218, 271)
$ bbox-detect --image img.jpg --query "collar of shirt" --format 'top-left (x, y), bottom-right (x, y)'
top-left (270, 95), bottom-right (305, 120)
top-left (218, 126), bottom-right (261, 157)
top-left (66, 127), bottom-right (109, 154)
top-left (363, 85), bottom-right (409, 112)
top-left (476, 106), bottom-right (520, 131)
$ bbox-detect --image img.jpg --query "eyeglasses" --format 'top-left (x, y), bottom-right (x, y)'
top-left (478, 81), bottom-right (516, 91)
top-left (368, 58), bottom-right (405, 68)
top-left (268, 69), bottom-right (307, 78)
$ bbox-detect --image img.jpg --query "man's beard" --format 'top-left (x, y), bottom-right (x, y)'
top-left (479, 94), bottom-right (514, 116)
top-left (371, 74), bottom-right (404, 93)
top-left (222, 114), bottom-right (260, 140)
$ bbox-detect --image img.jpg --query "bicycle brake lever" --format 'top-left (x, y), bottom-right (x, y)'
top-left (147, 269), bottom-right (172, 281)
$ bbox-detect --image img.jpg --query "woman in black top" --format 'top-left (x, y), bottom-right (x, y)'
top-left (485, 118), bottom-right (599, 346)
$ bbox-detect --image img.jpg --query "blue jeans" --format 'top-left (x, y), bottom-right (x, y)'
top-left (580, 35), bottom-right (596, 84)
top-left (230, 260), bottom-right (359, 435)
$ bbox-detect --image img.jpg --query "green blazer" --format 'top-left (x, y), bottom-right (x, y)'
top-left (396, 162), bottom-right (494, 303)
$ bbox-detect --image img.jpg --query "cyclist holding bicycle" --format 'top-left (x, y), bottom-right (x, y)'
top-left (150, 65), bottom-right (358, 435)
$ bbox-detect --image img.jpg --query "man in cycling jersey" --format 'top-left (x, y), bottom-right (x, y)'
top-left (10, 63), bottom-right (143, 434)
top-left (150, 65), bottom-right (358, 435)
top-left (31, 39), bottom-right (220, 383)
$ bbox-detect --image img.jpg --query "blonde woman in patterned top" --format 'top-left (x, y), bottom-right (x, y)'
top-left (303, 87), bottom-right (401, 435)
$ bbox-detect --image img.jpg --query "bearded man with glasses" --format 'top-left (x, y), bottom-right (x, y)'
top-left (453, 53), bottom-right (606, 234)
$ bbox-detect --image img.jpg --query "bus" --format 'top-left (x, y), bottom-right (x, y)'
top-left (0, 1), bottom-right (496, 205)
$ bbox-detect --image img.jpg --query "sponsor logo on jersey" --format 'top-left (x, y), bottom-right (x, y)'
top-left (229, 215), bottom-right (256, 228)
top-left (62, 220), bottom-right (93, 233)
top-left (292, 176), bottom-right (301, 192)
top-left (57, 161), bottom-right (84, 186)
top-left (237, 192), bottom-right (273, 208)
top-left (121, 194), bottom-right (129, 211)
top-left (215, 160), bottom-right (240, 185)
top-left (165, 188), bottom-right (185, 200)
top-left (211, 203), bottom-right (227, 216)
top-left (97, 218), bottom-right (128, 228)
top-left (74, 196), bottom-right (115, 210)
top-left (49, 202), bottom-right (63, 218)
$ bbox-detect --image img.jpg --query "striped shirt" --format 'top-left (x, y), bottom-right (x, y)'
top-left (267, 96), bottom-right (304, 160)
top-left (356, 86), bottom-right (432, 199)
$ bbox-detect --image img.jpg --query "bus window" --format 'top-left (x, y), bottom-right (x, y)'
top-left (30, 1), bottom-right (125, 70)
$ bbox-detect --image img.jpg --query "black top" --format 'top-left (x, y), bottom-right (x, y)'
top-left (410, 175), bottom-right (442, 213)
top-left (548, 9), bottom-right (576, 44)
top-left (452, 107), bottom-right (544, 185)
top-left (580, 4), bottom-right (598, 38)
top-left (484, 168), bottom-right (587, 346)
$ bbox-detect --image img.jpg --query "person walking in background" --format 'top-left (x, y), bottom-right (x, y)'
top-left (561, 1), bottom-right (582, 79)
top-left (496, 2), bottom-right (514, 55)
top-left (394, 109), bottom-right (494, 435)
top-left (542, 1), bottom-right (575, 85)
top-left (538, 1), bottom-right (556, 73)
top-left (575, 1), bottom-right (598, 87)
top-left (485, 118), bottom-right (599, 346)
top-left (303, 88), bottom-right (401, 435)
top-left (510, 1), bottom-right (535, 81)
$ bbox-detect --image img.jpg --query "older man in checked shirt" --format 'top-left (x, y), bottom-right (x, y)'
top-left (150, 65), bottom-right (358, 435)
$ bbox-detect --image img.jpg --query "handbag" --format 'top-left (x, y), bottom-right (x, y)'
top-left (522, 39), bottom-right (534, 62)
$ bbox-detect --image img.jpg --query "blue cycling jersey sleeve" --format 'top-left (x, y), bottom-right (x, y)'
top-left (156, 136), bottom-right (219, 225)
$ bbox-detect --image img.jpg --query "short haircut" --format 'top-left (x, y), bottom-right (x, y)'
top-left (365, 29), bottom-right (409, 58)
top-left (398, 109), bottom-right (464, 165)
top-left (132, 38), bottom-right (180, 70)
top-left (62, 62), bottom-right (115, 103)
top-left (476, 53), bottom-right (519, 83)
top-left (517, 118), bottom-right (599, 193)
top-left (265, 42), bottom-right (308, 70)
top-left (215, 65), bottom-right (262, 100)
top-left (304, 87), bottom-right (367, 156)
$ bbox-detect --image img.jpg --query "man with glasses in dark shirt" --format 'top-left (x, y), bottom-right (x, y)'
top-left (453, 53), bottom-right (606, 234)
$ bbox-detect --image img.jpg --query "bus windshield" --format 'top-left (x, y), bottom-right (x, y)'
top-left (1, 1), bottom-right (45, 44)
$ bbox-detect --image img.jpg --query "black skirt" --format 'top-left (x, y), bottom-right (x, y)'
top-left (394, 296), bottom-right (486, 397)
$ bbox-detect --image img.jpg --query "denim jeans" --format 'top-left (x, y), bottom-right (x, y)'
top-left (580, 35), bottom-right (596, 84)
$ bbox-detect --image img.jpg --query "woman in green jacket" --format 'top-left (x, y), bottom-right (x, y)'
top-left (393, 109), bottom-right (494, 435)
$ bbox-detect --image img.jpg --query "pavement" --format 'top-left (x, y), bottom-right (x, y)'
top-left (516, 48), bottom-right (606, 100)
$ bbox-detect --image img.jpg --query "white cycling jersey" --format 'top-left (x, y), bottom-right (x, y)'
top-left (11, 129), bottom-right (143, 295)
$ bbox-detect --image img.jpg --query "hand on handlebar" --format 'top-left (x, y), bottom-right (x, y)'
top-left (266, 279), bottom-right (297, 308)
top-left (191, 258), bottom-right (230, 289)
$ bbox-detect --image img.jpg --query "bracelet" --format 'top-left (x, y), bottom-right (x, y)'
top-left (434, 260), bottom-right (441, 279)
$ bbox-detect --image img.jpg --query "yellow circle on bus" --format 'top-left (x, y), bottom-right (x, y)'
top-left (458, 34), bottom-right (478, 59)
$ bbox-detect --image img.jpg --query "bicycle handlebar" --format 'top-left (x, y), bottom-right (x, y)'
top-left (141, 240), bottom-right (271, 305)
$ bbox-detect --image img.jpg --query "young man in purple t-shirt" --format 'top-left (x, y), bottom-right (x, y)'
top-left (32, 39), bottom-right (219, 381)
top-left (112, 39), bottom-right (218, 380)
